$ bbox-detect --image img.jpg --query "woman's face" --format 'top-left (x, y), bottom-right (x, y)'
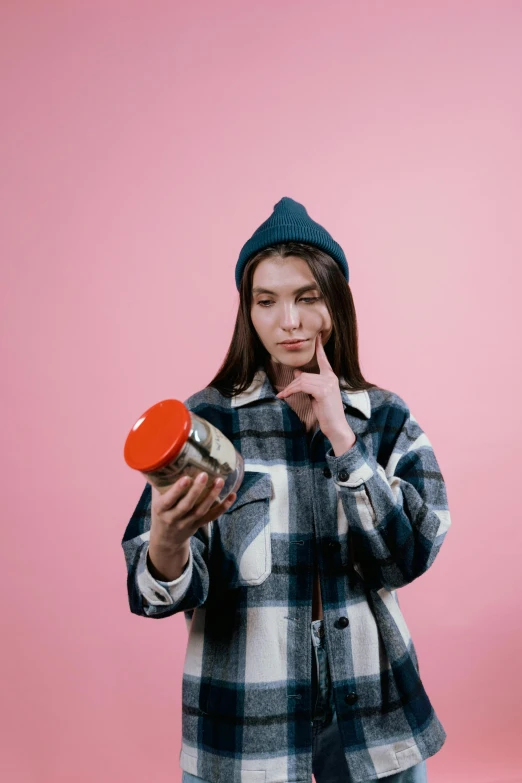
top-left (250, 256), bottom-right (333, 370)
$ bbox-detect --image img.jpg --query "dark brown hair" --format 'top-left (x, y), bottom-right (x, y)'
top-left (208, 242), bottom-right (379, 397)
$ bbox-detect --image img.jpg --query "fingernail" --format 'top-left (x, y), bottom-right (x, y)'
top-left (198, 473), bottom-right (208, 483)
top-left (215, 478), bottom-right (224, 488)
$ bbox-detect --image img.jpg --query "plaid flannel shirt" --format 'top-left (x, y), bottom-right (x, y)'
top-left (121, 368), bottom-right (451, 783)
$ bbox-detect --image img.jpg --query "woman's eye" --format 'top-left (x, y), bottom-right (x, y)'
top-left (257, 297), bottom-right (319, 307)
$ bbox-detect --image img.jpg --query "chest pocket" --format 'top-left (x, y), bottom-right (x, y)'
top-left (210, 470), bottom-right (273, 589)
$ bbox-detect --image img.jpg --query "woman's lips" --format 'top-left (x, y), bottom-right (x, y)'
top-left (280, 339), bottom-right (309, 350)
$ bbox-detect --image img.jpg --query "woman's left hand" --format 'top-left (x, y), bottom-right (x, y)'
top-left (275, 333), bottom-right (357, 452)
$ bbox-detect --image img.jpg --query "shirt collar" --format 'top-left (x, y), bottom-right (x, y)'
top-left (230, 367), bottom-right (371, 419)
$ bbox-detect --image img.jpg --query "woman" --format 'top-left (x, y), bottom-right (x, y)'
top-left (121, 197), bottom-right (451, 783)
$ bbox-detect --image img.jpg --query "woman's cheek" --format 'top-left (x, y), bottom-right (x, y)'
top-left (317, 309), bottom-right (332, 332)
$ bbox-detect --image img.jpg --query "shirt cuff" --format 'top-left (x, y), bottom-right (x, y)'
top-left (136, 542), bottom-right (193, 606)
top-left (325, 436), bottom-right (376, 487)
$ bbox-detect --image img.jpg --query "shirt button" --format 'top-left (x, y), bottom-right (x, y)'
top-left (338, 469), bottom-right (349, 482)
top-left (323, 467), bottom-right (332, 478)
top-left (336, 616), bottom-right (349, 629)
top-left (344, 692), bottom-right (358, 705)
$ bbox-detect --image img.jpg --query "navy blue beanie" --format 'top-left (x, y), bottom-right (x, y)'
top-left (235, 197), bottom-right (349, 290)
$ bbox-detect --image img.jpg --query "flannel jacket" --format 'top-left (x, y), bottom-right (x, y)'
top-left (121, 368), bottom-right (451, 783)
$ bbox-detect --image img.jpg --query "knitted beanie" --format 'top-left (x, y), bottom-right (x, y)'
top-left (235, 197), bottom-right (349, 291)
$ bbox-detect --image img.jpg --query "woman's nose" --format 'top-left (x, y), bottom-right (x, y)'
top-left (279, 303), bottom-right (301, 329)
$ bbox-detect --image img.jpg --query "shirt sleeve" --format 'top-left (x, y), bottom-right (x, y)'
top-left (136, 542), bottom-right (194, 606)
top-left (121, 482), bottom-right (212, 619)
top-left (325, 393), bottom-right (451, 592)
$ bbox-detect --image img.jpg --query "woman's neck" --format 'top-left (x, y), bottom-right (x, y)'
top-left (264, 355), bottom-right (319, 433)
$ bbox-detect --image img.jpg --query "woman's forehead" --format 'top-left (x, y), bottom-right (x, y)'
top-left (252, 256), bottom-right (317, 292)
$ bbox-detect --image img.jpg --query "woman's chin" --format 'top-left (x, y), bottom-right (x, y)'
top-left (270, 346), bottom-right (317, 370)
top-left (278, 349), bottom-right (312, 364)
top-left (296, 351), bottom-right (319, 371)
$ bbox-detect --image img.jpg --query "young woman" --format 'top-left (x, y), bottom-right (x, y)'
top-left (122, 197), bottom-right (451, 783)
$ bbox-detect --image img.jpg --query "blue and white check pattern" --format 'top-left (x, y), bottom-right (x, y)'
top-left (121, 368), bottom-right (451, 783)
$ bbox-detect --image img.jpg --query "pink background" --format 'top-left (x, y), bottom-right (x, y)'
top-left (2, 2), bottom-right (521, 782)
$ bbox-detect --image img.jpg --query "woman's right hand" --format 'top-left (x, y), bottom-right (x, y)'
top-left (150, 472), bottom-right (236, 552)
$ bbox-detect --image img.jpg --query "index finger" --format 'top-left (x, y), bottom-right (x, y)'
top-left (315, 332), bottom-right (333, 373)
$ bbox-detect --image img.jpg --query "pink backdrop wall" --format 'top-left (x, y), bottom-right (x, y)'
top-left (2, 2), bottom-right (521, 782)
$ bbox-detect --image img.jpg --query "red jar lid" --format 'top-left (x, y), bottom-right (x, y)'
top-left (124, 399), bottom-right (192, 472)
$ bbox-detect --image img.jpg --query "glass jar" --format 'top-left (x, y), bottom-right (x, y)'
top-left (124, 399), bottom-right (244, 503)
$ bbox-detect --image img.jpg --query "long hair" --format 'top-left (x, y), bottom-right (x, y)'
top-left (208, 242), bottom-right (379, 397)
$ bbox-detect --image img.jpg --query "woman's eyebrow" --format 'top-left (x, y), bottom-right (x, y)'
top-left (252, 284), bottom-right (319, 296)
